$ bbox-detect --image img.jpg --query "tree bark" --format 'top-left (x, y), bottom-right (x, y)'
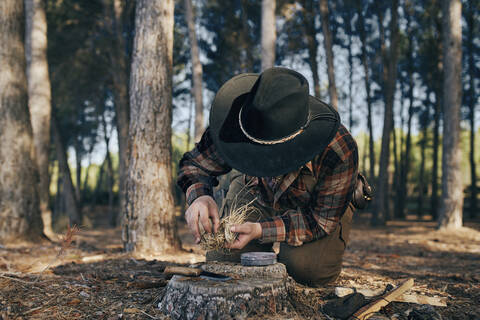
top-left (357, 6), bottom-right (375, 181)
top-left (319, 0), bottom-right (338, 110)
top-left (184, 0), bottom-right (205, 142)
top-left (438, 0), bottom-right (463, 229)
top-left (24, 0), bottom-right (55, 239)
top-left (159, 263), bottom-right (290, 320)
top-left (302, 0), bottom-right (321, 98)
top-left (52, 116), bottom-right (82, 226)
top-left (0, 0), bottom-right (43, 242)
top-left (261, 0), bottom-right (276, 70)
top-left (372, 0), bottom-right (399, 226)
top-left (124, 0), bottom-right (181, 255)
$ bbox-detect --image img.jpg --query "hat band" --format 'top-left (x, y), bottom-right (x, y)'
top-left (238, 106), bottom-right (311, 145)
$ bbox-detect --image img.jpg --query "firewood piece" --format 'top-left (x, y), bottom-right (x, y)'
top-left (163, 266), bottom-right (202, 277)
top-left (349, 278), bottom-right (414, 320)
top-left (335, 287), bottom-right (446, 307)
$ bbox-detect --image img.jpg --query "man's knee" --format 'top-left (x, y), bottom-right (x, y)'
top-left (278, 217), bottom-right (349, 286)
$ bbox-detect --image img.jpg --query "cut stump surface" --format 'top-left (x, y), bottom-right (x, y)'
top-left (159, 262), bottom-right (291, 320)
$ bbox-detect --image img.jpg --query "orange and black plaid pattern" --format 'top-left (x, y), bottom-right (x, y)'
top-left (177, 124), bottom-right (358, 246)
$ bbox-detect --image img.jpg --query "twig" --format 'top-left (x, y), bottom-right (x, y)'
top-left (140, 310), bottom-right (158, 319)
top-left (0, 273), bottom-right (45, 285)
top-left (350, 278), bottom-right (414, 320)
top-left (35, 225), bottom-right (80, 282)
top-left (23, 296), bottom-right (57, 316)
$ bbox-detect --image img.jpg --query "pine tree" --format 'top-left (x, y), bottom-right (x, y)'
top-left (0, 0), bottom-right (43, 241)
top-left (124, 0), bottom-right (181, 255)
top-left (438, 0), bottom-right (463, 229)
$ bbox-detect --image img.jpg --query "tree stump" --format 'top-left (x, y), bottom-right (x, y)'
top-left (159, 262), bottom-right (291, 319)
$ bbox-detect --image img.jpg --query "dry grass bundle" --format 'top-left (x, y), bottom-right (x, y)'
top-left (200, 198), bottom-right (260, 251)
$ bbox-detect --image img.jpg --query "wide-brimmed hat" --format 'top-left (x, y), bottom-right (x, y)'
top-left (209, 67), bottom-right (340, 177)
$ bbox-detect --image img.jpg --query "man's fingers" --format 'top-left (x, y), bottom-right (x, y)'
top-left (186, 209), bottom-right (200, 243)
top-left (199, 212), bottom-right (212, 234)
top-left (226, 237), bottom-right (247, 250)
top-left (210, 211), bottom-right (220, 233)
top-left (230, 224), bottom-right (249, 234)
top-left (208, 200), bottom-right (220, 233)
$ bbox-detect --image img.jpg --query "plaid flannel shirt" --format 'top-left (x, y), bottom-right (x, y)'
top-left (177, 124), bottom-right (358, 246)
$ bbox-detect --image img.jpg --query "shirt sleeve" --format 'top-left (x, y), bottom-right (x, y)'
top-left (177, 128), bottom-right (232, 205)
top-left (259, 138), bottom-right (358, 246)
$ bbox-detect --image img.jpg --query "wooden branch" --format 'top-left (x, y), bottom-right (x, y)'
top-left (349, 278), bottom-right (414, 320)
top-left (336, 287), bottom-right (446, 307)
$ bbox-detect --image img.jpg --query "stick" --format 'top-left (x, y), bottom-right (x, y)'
top-left (349, 278), bottom-right (414, 320)
top-left (336, 287), bottom-right (446, 307)
top-left (163, 266), bottom-right (202, 277)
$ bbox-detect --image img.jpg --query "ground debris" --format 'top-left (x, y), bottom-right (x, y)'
top-left (0, 219), bottom-right (478, 319)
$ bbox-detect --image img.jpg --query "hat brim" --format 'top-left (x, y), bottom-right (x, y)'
top-left (209, 73), bottom-right (340, 177)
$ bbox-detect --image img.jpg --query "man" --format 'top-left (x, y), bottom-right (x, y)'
top-left (178, 67), bottom-right (364, 286)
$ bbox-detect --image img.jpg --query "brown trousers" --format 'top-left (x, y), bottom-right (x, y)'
top-left (207, 173), bottom-right (354, 286)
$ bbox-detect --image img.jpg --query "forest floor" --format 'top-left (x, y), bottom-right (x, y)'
top-left (0, 211), bottom-right (479, 320)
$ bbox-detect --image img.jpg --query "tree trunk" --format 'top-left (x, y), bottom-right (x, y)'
top-left (240, 0), bottom-right (254, 73)
top-left (52, 116), bottom-right (82, 226)
top-left (0, 0), bottom-right (43, 242)
top-left (393, 78), bottom-right (405, 219)
top-left (24, 0), bottom-right (55, 239)
top-left (391, 125), bottom-right (399, 220)
top-left (438, 0), bottom-right (463, 229)
top-left (302, 0), bottom-right (321, 98)
top-left (103, 0), bottom-right (130, 231)
top-left (395, 12), bottom-right (413, 220)
top-left (397, 41), bottom-right (415, 219)
top-left (261, 0), bottom-right (276, 70)
top-left (81, 143), bottom-right (95, 202)
top-left (124, 0), bottom-right (181, 255)
top-left (431, 88), bottom-right (441, 220)
top-left (159, 263), bottom-right (290, 320)
top-left (346, 17), bottom-right (353, 130)
top-left (319, 0), bottom-right (338, 110)
top-left (466, 4), bottom-right (477, 219)
top-left (185, 0), bottom-right (205, 142)
top-left (357, 5), bottom-right (375, 181)
top-left (74, 139), bottom-right (82, 205)
top-left (417, 124), bottom-right (427, 218)
top-left (101, 112), bottom-right (116, 227)
top-left (372, 0), bottom-right (399, 226)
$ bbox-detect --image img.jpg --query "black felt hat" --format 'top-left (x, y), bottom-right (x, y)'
top-left (209, 67), bottom-right (340, 177)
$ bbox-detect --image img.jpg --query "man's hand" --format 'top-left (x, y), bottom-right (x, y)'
top-left (225, 222), bottom-right (262, 250)
top-left (185, 195), bottom-right (220, 244)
